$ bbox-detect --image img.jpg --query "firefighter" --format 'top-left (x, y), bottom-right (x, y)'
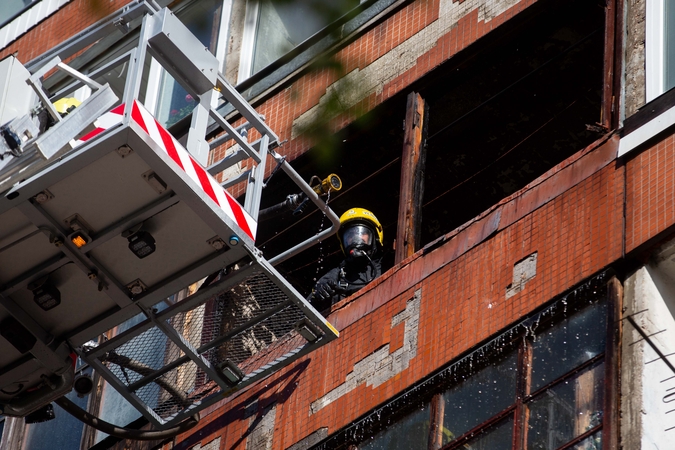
top-left (308, 208), bottom-right (383, 311)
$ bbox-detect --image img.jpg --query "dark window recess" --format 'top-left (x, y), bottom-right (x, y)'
top-left (308, 271), bottom-right (612, 450)
top-left (255, 0), bottom-right (605, 296)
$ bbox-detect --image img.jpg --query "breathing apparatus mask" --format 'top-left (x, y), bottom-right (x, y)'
top-left (341, 224), bottom-right (374, 258)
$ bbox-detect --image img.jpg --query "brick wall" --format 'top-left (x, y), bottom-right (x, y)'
top-left (0, 0), bottom-right (135, 63)
top-left (625, 130), bottom-right (675, 253)
top-left (169, 135), bottom-right (624, 450)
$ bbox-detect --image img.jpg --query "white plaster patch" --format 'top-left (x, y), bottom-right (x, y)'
top-left (309, 289), bottom-right (421, 415)
top-left (245, 400), bottom-right (277, 450)
top-left (190, 436), bottom-right (221, 450)
top-left (506, 252), bottom-right (537, 298)
top-left (292, 0), bottom-right (522, 138)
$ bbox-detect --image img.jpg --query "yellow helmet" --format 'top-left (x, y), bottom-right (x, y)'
top-left (52, 97), bottom-right (81, 115)
top-left (338, 208), bottom-right (383, 254)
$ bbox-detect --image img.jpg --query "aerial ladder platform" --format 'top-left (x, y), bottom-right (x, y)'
top-left (0, 1), bottom-right (339, 430)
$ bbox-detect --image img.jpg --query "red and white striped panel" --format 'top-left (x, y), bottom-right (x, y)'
top-left (73, 101), bottom-right (256, 240)
top-left (130, 101), bottom-right (257, 240)
top-left (73, 104), bottom-right (125, 145)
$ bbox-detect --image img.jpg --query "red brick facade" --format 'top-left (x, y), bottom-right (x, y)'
top-left (626, 131), bottom-right (675, 253)
top-left (5, 0), bottom-right (675, 448)
top-left (165, 134), bottom-right (627, 449)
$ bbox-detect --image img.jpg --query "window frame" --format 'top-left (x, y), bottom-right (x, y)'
top-left (646, 0), bottom-right (666, 102)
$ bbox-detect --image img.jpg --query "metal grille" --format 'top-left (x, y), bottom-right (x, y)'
top-left (208, 305), bottom-right (305, 369)
top-left (86, 267), bottom-right (335, 427)
top-left (133, 359), bottom-right (201, 420)
top-left (102, 326), bottom-right (184, 385)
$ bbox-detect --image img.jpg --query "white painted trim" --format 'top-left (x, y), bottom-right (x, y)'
top-left (618, 104), bottom-right (675, 157)
top-left (0, 0), bottom-right (73, 50)
top-left (237, 0), bottom-right (260, 84)
top-left (646, 0), bottom-right (665, 102)
top-left (215, 0), bottom-right (232, 73)
top-left (144, 58), bottom-right (163, 114)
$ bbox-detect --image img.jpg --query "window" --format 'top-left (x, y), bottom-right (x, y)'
top-left (0, 0), bottom-right (39, 27)
top-left (322, 274), bottom-right (612, 450)
top-left (238, 0), bottom-right (360, 82)
top-left (145, 0), bottom-right (229, 127)
top-left (646, 0), bottom-right (675, 101)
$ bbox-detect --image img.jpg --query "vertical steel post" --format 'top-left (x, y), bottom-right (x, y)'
top-left (123, 12), bottom-right (155, 121)
top-left (245, 134), bottom-right (268, 221)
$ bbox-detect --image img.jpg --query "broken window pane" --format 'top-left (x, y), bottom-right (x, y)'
top-left (441, 351), bottom-right (517, 445)
top-left (359, 405), bottom-right (430, 450)
top-left (569, 431), bottom-right (602, 450)
top-left (530, 300), bottom-right (607, 392)
top-left (526, 361), bottom-right (604, 450)
top-left (461, 416), bottom-right (514, 450)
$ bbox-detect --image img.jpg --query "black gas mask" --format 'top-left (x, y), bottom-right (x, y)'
top-left (341, 224), bottom-right (374, 259)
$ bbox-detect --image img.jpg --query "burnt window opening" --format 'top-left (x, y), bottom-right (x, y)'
top-left (255, 0), bottom-right (605, 298)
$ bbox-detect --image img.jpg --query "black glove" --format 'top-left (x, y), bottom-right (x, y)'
top-left (313, 279), bottom-right (336, 301)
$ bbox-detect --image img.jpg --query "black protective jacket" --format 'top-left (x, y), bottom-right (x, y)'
top-left (308, 255), bottom-right (382, 312)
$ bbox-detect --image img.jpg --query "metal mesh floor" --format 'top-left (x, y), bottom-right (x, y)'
top-left (82, 264), bottom-right (336, 427)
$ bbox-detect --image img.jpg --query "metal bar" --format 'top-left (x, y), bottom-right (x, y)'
top-left (208, 108), bottom-right (261, 163)
top-left (626, 315), bottom-right (675, 375)
top-left (82, 313), bottom-right (155, 360)
top-left (195, 300), bottom-right (293, 355)
top-left (123, 16), bottom-right (153, 120)
top-left (185, 91), bottom-right (213, 166)
top-left (83, 355), bottom-right (165, 427)
top-left (27, 84), bottom-right (119, 160)
top-left (221, 169), bottom-right (252, 189)
top-left (0, 294), bottom-right (67, 371)
top-left (133, 251), bottom-right (244, 310)
top-left (161, 339), bottom-right (324, 427)
top-left (126, 353), bottom-right (192, 393)
top-left (141, 305), bottom-right (231, 394)
top-left (215, 75), bottom-right (278, 143)
top-left (267, 151), bottom-right (341, 266)
top-left (246, 134), bottom-right (268, 221)
top-left (25, 1), bottom-right (154, 73)
top-left (27, 57), bottom-right (63, 124)
top-left (56, 62), bottom-right (103, 91)
top-left (208, 122), bottom-right (253, 150)
top-left (84, 193), bottom-right (180, 252)
top-left (152, 263), bottom-right (259, 323)
top-left (254, 253), bottom-right (338, 341)
top-left (16, 202), bottom-right (133, 309)
top-left (0, 254), bottom-right (67, 296)
top-left (208, 148), bottom-right (248, 176)
top-left (244, 164), bottom-right (256, 213)
top-left (49, 50), bottom-right (133, 99)
top-left (0, 229), bottom-right (42, 255)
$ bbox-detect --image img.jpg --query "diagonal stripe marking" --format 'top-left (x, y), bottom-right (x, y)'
top-left (224, 193), bottom-right (253, 239)
top-left (155, 120), bottom-right (184, 170)
top-left (190, 158), bottom-right (219, 206)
